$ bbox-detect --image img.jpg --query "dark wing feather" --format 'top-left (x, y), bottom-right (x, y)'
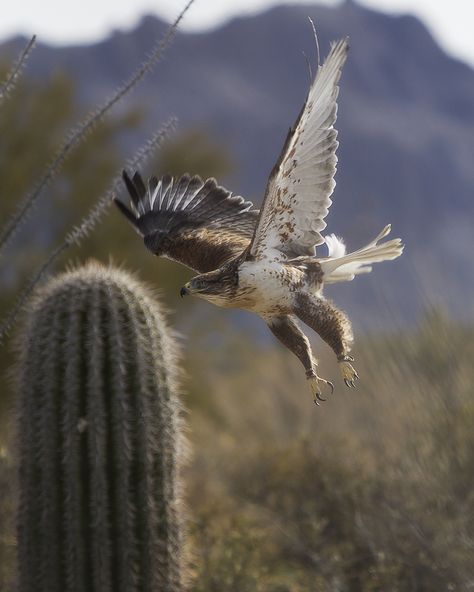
top-left (115, 170), bottom-right (259, 273)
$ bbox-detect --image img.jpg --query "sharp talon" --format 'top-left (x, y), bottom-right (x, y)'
top-left (308, 375), bottom-right (333, 405)
top-left (340, 361), bottom-right (359, 389)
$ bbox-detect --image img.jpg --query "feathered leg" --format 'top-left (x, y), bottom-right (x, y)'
top-left (294, 293), bottom-right (359, 388)
top-left (265, 315), bottom-right (334, 404)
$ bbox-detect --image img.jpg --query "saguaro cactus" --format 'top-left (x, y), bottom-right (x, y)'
top-left (15, 262), bottom-right (186, 592)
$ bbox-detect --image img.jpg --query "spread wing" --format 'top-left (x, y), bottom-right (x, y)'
top-left (249, 38), bottom-right (349, 260)
top-left (114, 171), bottom-right (259, 273)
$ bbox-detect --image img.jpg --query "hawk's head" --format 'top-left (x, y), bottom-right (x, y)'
top-left (180, 267), bottom-right (237, 307)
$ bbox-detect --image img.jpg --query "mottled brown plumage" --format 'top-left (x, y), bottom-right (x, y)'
top-left (115, 35), bottom-right (403, 404)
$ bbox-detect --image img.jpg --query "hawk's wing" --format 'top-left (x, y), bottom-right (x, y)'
top-left (249, 38), bottom-right (349, 260)
top-left (115, 171), bottom-right (259, 273)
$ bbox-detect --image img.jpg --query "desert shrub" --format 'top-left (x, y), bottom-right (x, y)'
top-left (185, 314), bottom-right (474, 591)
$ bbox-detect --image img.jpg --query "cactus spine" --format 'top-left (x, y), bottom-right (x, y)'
top-left (16, 263), bottom-right (186, 592)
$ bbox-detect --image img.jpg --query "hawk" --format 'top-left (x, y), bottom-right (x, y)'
top-left (115, 37), bottom-right (403, 404)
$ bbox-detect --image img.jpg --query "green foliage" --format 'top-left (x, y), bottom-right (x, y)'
top-left (15, 263), bottom-right (186, 592)
top-left (156, 128), bottom-right (234, 180)
top-left (0, 67), bottom-right (139, 256)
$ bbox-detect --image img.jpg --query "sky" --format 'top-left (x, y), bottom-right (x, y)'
top-left (1, 0), bottom-right (473, 67)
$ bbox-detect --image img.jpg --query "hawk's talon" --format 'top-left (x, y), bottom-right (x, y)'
top-left (307, 375), bottom-right (334, 405)
top-left (340, 360), bottom-right (359, 389)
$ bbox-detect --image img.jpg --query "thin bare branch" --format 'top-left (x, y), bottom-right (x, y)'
top-left (0, 117), bottom-right (177, 347)
top-left (0, 0), bottom-right (194, 254)
top-left (0, 35), bottom-right (36, 104)
top-left (66, 117), bottom-right (177, 246)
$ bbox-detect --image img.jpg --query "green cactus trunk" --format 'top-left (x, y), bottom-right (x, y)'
top-left (15, 262), bottom-right (186, 592)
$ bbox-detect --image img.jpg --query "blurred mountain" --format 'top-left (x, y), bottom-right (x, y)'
top-left (2, 1), bottom-right (473, 326)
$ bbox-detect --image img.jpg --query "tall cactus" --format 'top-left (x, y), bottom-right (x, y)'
top-left (15, 262), bottom-right (186, 592)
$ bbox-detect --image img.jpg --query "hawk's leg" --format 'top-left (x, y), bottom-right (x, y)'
top-left (266, 315), bottom-right (334, 404)
top-left (294, 293), bottom-right (359, 388)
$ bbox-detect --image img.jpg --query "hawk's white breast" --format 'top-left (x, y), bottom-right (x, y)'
top-left (238, 258), bottom-right (306, 315)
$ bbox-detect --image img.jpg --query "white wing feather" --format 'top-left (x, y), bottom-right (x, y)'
top-left (250, 38), bottom-right (349, 259)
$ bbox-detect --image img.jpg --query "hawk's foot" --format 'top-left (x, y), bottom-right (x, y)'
top-left (339, 360), bottom-right (359, 388)
top-left (307, 374), bottom-right (334, 406)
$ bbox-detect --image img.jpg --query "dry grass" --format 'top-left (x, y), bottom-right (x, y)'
top-left (184, 311), bottom-right (474, 591)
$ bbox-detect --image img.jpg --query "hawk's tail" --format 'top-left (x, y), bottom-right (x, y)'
top-left (320, 225), bottom-right (404, 283)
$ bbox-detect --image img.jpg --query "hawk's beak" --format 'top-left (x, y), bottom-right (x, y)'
top-left (180, 284), bottom-right (190, 298)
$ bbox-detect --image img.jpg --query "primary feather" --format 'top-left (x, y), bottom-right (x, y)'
top-left (249, 38), bottom-right (349, 260)
top-left (115, 171), bottom-right (259, 273)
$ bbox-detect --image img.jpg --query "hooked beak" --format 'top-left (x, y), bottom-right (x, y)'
top-left (180, 284), bottom-right (190, 298)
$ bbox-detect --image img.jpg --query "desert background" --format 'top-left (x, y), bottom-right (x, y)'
top-left (0, 1), bottom-right (473, 589)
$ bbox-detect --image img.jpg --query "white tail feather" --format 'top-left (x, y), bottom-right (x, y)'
top-left (320, 224), bottom-right (403, 283)
top-left (325, 234), bottom-right (346, 258)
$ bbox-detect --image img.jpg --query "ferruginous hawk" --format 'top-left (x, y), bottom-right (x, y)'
top-left (115, 36), bottom-right (403, 404)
